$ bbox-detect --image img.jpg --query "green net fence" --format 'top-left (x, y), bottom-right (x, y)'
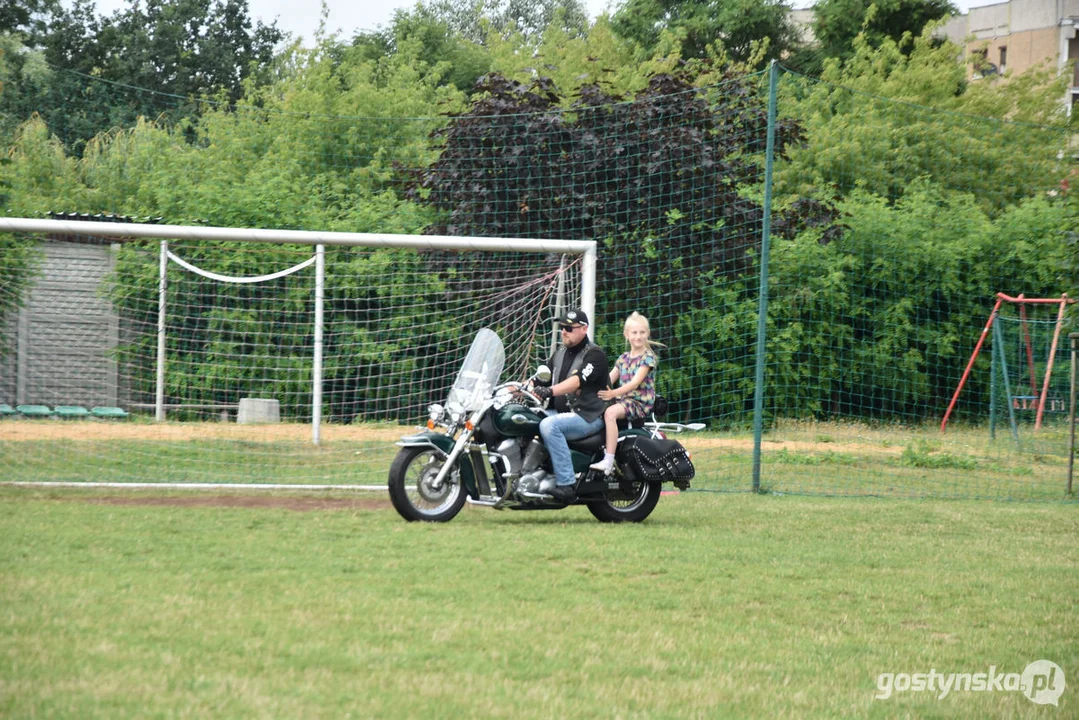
top-left (0, 63), bottom-right (1074, 499)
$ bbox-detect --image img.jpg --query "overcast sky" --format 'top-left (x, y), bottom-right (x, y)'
top-left (80, 0), bottom-right (996, 46)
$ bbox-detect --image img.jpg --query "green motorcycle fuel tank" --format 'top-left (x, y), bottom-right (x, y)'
top-left (490, 403), bottom-right (544, 437)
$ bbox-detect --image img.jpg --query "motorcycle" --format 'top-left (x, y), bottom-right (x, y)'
top-left (388, 328), bottom-right (703, 523)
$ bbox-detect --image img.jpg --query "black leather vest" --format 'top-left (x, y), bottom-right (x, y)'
top-left (551, 341), bottom-right (608, 421)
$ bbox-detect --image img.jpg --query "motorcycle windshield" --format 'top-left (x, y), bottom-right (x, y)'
top-left (447, 328), bottom-right (505, 413)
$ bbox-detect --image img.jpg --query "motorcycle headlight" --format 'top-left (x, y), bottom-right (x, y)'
top-left (425, 404), bottom-right (446, 430)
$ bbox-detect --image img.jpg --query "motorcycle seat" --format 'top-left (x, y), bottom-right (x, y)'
top-left (567, 428), bottom-right (606, 454)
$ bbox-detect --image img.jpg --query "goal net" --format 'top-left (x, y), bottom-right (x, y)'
top-left (0, 219), bottom-right (592, 487)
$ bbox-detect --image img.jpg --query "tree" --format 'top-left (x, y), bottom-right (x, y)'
top-left (609, 0), bottom-right (801, 65)
top-left (412, 68), bottom-right (802, 244)
top-left (775, 30), bottom-right (1071, 216)
top-left (0, 0), bottom-right (60, 39)
top-left (1, 0), bottom-right (285, 152)
top-left (418, 0), bottom-right (589, 43)
top-left (350, 7), bottom-right (493, 93)
top-left (405, 68), bottom-right (815, 420)
top-left (812, 0), bottom-right (955, 64)
top-left (90, 0), bottom-right (283, 104)
top-left (1064, 192), bottom-right (1079, 295)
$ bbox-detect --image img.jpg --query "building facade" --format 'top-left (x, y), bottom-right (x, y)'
top-left (941, 0), bottom-right (1079, 109)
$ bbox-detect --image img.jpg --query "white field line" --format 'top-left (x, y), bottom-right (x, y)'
top-left (1, 481), bottom-right (387, 491)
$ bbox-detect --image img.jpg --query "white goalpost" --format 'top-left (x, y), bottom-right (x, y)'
top-left (0, 217), bottom-right (595, 488)
top-left (157, 240), bottom-right (326, 440)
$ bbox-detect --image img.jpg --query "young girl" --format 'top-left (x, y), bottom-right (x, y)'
top-left (590, 312), bottom-right (661, 475)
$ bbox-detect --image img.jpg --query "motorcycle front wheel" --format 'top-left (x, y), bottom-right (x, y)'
top-left (586, 476), bottom-right (662, 523)
top-left (388, 446), bottom-right (467, 522)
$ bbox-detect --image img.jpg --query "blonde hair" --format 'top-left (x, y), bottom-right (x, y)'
top-left (623, 312), bottom-right (665, 351)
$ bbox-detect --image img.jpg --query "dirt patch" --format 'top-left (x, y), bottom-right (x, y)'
top-left (680, 436), bottom-right (903, 457)
top-left (0, 420), bottom-right (415, 443)
top-left (85, 494), bottom-right (392, 512)
top-left (3, 420), bottom-right (902, 457)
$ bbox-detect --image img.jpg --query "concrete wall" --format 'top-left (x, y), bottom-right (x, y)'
top-left (0, 313), bottom-right (15, 404)
top-left (966, 2), bottom-right (1010, 40)
top-left (1001, 26), bottom-right (1063, 75)
top-left (0, 241), bottom-right (122, 408)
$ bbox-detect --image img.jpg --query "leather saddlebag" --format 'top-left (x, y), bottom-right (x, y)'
top-left (618, 435), bottom-right (694, 489)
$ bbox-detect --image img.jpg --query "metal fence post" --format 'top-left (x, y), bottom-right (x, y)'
top-left (752, 60), bottom-right (779, 494)
top-left (1068, 333), bottom-right (1078, 495)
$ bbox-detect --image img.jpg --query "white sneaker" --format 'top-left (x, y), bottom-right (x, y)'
top-left (589, 455), bottom-right (614, 475)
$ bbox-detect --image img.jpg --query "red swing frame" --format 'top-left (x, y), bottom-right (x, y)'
top-left (941, 293), bottom-right (1073, 433)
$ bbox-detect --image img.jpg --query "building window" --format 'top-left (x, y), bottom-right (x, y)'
top-left (971, 48), bottom-right (997, 79)
top-left (998, 46), bottom-right (1006, 74)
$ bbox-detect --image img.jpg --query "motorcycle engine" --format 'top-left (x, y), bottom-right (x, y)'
top-left (516, 439), bottom-right (549, 494)
top-left (495, 438), bottom-right (524, 476)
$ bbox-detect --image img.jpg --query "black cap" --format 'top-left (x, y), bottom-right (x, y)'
top-left (559, 308), bottom-right (589, 327)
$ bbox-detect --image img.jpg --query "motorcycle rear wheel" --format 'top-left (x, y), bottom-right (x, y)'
top-left (388, 446), bottom-right (467, 522)
top-left (586, 477), bottom-right (661, 523)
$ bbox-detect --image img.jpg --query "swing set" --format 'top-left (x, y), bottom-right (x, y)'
top-left (941, 293), bottom-right (1073, 441)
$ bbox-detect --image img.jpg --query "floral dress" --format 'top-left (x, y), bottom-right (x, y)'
top-left (613, 349), bottom-right (657, 420)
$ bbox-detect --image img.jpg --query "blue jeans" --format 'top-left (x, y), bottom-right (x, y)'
top-left (539, 411), bottom-right (605, 487)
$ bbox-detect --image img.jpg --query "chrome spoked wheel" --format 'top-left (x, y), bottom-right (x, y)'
top-left (388, 447), bottom-right (467, 522)
top-left (606, 479), bottom-right (653, 511)
top-left (587, 474), bottom-right (661, 523)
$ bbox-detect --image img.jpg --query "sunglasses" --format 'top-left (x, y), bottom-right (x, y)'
top-left (559, 324), bottom-right (582, 331)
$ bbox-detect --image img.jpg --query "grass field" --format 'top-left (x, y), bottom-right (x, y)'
top-left (2, 416), bottom-right (1073, 500)
top-left (1, 488), bottom-right (1075, 717)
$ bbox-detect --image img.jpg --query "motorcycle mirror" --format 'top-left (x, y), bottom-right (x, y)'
top-left (533, 365), bottom-right (552, 383)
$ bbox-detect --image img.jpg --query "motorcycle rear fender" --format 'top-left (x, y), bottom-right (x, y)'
top-left (396, 431), bottom-right (480, 498)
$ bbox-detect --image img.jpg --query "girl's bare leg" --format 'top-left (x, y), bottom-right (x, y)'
top-left (591, 404), bottom-right (627, 474)
top-left (603, 403), bottom-right (627, 455)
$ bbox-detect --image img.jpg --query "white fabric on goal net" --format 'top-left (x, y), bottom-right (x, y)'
top-left (166, 249), bottom-right (317, 284)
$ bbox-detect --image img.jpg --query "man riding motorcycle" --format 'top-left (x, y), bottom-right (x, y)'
top-left (388, 325), bottom-right (700, 523)
top-left (532, 308), bottom-right (609, 501)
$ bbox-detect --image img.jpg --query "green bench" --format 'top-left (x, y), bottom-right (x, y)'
top-left (91, 406), bottom-right (129, 419)
top-left (5, 404), bottom-right (130, 419)
top-left (55, 405), bottom-right (91, 419)
top-left (15, 404), bottom-right (53, 418)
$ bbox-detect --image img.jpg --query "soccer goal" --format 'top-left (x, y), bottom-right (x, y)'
top-left (0, 217), bottom-right (594, 487)
top-left (941, 292), bottom-right (1074, 445)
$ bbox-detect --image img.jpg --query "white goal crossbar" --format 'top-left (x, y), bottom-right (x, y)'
top-left (0, 218), bottom-right (597, 445)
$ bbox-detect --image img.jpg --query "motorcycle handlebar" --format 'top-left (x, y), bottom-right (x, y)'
top-left (496, 381), bottom-right (545, 408)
